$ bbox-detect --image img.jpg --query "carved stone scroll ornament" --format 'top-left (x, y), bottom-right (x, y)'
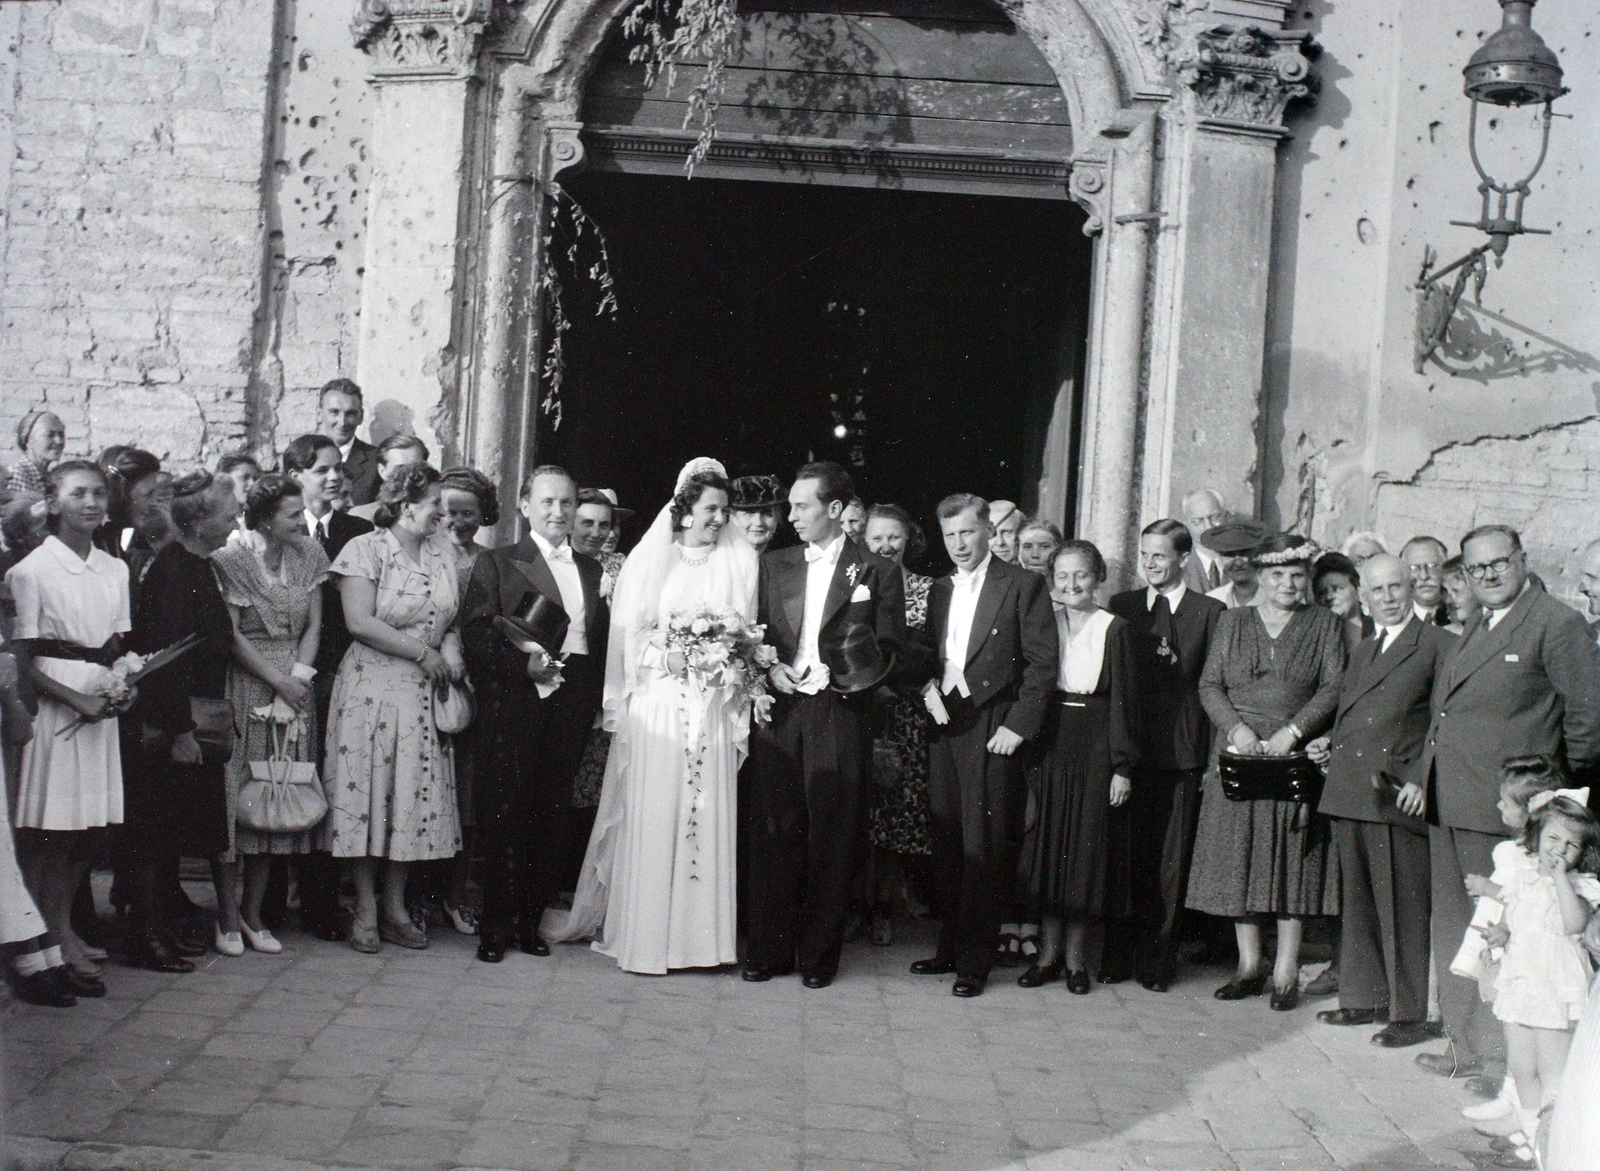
top-left (351, 0), bottom-right (504, 78)
top-left (1177, 25), bottom-right (1316, 130)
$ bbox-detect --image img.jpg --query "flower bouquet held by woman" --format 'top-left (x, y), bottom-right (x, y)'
top-left (650, 605), bottom-right (775, 723)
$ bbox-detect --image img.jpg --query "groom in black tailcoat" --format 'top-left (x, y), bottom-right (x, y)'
top-left (745, 462), bottom-right (907, 988)
top-left (461, 465), bottom-right (607, 963)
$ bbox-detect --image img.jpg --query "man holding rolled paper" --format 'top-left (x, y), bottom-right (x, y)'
top-left (461, 466), bottom-right (607, 963)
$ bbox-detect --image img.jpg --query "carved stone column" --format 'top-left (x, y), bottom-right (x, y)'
top-left (350, 0), bottom-right (504, 458)
top-left (1144, 23), bottom-right (1315, 521)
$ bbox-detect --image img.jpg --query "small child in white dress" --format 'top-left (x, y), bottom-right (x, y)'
top-left (1467, 790), bottom-right (1600, 1164)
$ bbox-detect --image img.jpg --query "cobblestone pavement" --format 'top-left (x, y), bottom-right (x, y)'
top-left (3, 918), bottom-right (1495, 1171)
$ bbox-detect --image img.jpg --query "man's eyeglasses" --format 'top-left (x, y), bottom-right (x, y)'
top-left (1464, 556), bottom-right (1518, 581)
top-left (1188, 513), bottom-right (1228, 531)
top-left (1407, 564), bottom-right (1442, 580)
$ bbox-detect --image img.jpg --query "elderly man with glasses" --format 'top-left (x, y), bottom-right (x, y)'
top-left (1401, 535), bottom-right (1449, 625)
top-left (1406, 524), bottom-right (1600, 1089)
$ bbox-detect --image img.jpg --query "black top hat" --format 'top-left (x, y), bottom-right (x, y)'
top-left (825, 623), bottom-right (896, 695)
top-left (729, 475), bottom-right (784, 512)
top-left (494, 591), bottom-right (569, 656)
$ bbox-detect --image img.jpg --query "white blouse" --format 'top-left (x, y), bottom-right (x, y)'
top-left (1057, 606), bottom-right (1113, 694)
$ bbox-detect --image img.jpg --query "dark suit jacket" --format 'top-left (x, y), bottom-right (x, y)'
top-left (310, 509), bottom-right (372, 677)
top-left (1320, 617), bottom-right (1456, 827)
top-left (460, 535), bottom-right (609, 721)
top-left (1182, 550), bottom-right (1225, 596)
top-left (757, 538), bottom-right (906, 689)
top-left (1409, 584), bottom-right (1600, 835)
top-left (925, 556), bottom-right (1058, 741)
top-left (1109, 585), bottom-right (1225, 772)
top-left (342, 438), bottom-right (381, 507)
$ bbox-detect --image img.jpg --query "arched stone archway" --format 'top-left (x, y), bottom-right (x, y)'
top-left (349, 0), bottom-right (1314, 576)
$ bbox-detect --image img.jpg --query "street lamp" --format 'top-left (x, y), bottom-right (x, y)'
top-left (1413, 0), bottom-right (1568, 371)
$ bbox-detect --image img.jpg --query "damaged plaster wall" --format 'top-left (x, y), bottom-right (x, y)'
top-left (1265, 0), bottom-right (1600, 601)
top-left (0, 0), bottom-right (278, 469)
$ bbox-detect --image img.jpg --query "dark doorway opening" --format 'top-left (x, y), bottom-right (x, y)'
top-left (541, 171), bottom-right (1091, 556)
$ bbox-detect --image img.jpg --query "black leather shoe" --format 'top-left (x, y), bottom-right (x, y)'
top-left (517, 930), bottom-right (550, 957)
top-left (1214, 972), bottom-right (1268, 1000)
top-left (5, 965), bottom-right (76, 1007)
top-left (125, 936), bottom-right (194, 974)
top-left (1066, 969), bottom-right (1091, 995)
top-left (476, 936), bottom-right (507, 963)
top-left (1269, 983), bottom-right (1301, 1011)
top-left (910, 957), bottom-right (956, 976)
top-left (801, 972), bottom-right (832, 989)
top-left (742, 963), bottom-right (793, 982)
top-left (1372, 1021), bottom-right (1437, 1048)
top-left (1414, 1049), bottom-right (1486, 1079)
top-left (1318, 1006), bottom-right (1387, 1026)
top-left (165, 931), bottom-right (206, 958)
top-left (65, 967), bottom-right (107, 998)
top-left (952, 977), bottom-right (984, 998)
top-left (1018, 959), bottom-right (1065, 988)
top-left (1139, 974), bottom-right (1172, 993)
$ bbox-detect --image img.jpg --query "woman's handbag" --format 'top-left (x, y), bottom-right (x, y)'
top-left (1218, 749), bottom-right (1324, 806)
top-left (432, 681), bottom-right (475, 735)
top-left (189, 697), bottom-right (235, 766)
top-left (237, 719), bottom-right (327, 834)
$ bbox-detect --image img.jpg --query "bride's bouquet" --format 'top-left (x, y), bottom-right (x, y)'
top-left (653, 606), bottom-right (778, 724)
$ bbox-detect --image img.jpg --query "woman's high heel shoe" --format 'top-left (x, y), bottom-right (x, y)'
top-left (1214, 971), bottom-right (1269, 1000)
top-left (214, 926), bottom-right (244, 957)
top-left (1017, 958), bottom-right (1065, 988)
top-left (1269, 982), bottom-right (1301, 1011)
top-left (1066, 969), bottom-right (1091, 995)
top-left (240, 923), bottom-right (282, 954)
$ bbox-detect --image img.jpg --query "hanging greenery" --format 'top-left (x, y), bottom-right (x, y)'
top-left (622, 0), bottom-right (740, 175)
top-left (538, 184), bottom-right (618, 431)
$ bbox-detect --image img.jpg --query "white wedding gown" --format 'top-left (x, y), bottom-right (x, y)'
top-left (559, 536), bottom-right (756, 974)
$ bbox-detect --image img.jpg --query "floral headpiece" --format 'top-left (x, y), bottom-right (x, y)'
top-left (1528, 787), bottom-right (1591, 814)
top-left (1252, 539), bottom-right (1321, 567)
top-left (675, 457), bottom-right (727, 495)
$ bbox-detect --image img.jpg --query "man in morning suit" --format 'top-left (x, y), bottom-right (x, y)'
top-left (461, 466), bottom-right (608, 963)
top-left (910, 493), bottom-right (1057, 997)
top-left (1106, 519), bottom-right (1225, 990)
top-left (1179, 489), bottom-right (1231, 595)
top-left (318, 378), bottom-right (381, 506)
top-left (1307, 554), bottom-right (1455, 1048)
top-left (1409, 524), bottom-right (1600, 1083)
top-left (745, 462), bottom-right (907, 989)
top-left (282, 433), bottom-right (373, 940)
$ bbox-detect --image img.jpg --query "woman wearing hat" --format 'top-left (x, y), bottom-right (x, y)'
top-left (1186, 532), bottom-right (1346, 1010)
top-left (573, 488), bottom-right (632, 599)
top-left (559, 458), bottom-right (758, 974)
top-left (8, 411), bottom-right (66, 495)
top-left (1202, 520), bottom-right (1268, 609)
top-left (727, 475), bottom-right (783, 554)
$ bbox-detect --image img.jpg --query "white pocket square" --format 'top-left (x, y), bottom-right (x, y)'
top-left (1504, 654), bottom-right (1519, 662)
top-left (850, 584), bottom-right (872, 603)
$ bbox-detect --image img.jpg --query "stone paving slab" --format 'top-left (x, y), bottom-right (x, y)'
top-left (3, 919), bottom-right (1498, 1170)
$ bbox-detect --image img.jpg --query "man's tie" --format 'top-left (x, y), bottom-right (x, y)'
top-left (1206, 560), bottom-right (1221, 590)
top-left (547, 542), bottom-right (573, 563)
top-left (804, 543), bottom-right (828, 563)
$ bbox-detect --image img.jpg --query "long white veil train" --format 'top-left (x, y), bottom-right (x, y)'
top-left (552, 457), bottom-right (758, 946)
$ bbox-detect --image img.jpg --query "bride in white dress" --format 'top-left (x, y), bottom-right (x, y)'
top-left (558, 458), bottom-right (759, 973)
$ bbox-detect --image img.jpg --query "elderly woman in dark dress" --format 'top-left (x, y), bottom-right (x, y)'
top-left (1017, 540), bottom-right (1138, 993)
top-left (126, 473), bottom-right (242, 969)
top-left (1186, 533), bottom-right (1346, 1010)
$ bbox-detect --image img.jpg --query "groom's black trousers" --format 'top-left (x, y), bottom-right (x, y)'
top-left (746, 689), bottom-right (870, 980)
top-left (478, 652), bottom-right (603, 940)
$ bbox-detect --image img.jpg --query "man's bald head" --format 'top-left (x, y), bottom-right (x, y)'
top-left (1181, 489), bottom-right (1229, 549)
top-left (1359, 553), bottom-right (1413, 628)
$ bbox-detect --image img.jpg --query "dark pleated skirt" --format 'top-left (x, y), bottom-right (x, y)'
top-left (1019, 694), bottom-right (1130, 921)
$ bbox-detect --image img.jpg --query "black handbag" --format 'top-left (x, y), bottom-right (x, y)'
top-left (1218, 750), bottom-right (1323, 805)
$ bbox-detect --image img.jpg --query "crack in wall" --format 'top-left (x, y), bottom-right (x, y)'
top-left (1379, 413), bottom-right (1600, 489)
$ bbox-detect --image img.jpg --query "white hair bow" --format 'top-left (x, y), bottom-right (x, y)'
top-left (1528, 787), bottom-right (1591, 814)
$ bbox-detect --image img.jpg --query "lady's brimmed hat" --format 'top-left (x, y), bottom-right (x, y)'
top-left (494, 592), bottom-right (569, 656)
top-left (579, 488), bottom-right (633, 522)
top-left (729, 475), bottom-right (783, 512)
top-left (1201, 519), bottom-right (1268, 558)
top-left (826, 623), bottom-right (896, 695)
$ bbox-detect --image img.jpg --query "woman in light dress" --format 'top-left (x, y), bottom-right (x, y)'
top-left (560, 458), bottom-right (758, 974)
top-left (323, 463), bottom-right (465, 953)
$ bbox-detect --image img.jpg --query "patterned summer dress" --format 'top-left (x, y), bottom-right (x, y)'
top-left (322, 529), bottom-right (462, 861)
top-left (868, 571), bottom-right (933, 856)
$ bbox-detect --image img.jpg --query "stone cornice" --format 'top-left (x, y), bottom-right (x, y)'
top-left (1177, 24), bottom-right (1316, 133)
top-left (352, 0), bottom-right (508, 80)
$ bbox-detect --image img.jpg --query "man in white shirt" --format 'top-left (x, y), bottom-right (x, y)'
top-left (460, 466), bottom-right (608, 964)
top-left (746, 462), bottom-right (906, 989)
top-left (988, 500), bottom-right (1023, 564)
top-left (1180, 488), bottom-right (1231, 593)
top-left (910, 494), bottom-right (1057, 998)
top-left (1401, 535), bottom-right (1449, 625)
top-left (318, 379), bottom-right (380, 506)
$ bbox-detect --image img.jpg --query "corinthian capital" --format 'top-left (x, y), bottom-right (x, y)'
top-left (1178, 25), bottom-right (1316, 132)
top-left (352, 0), bottom-right (502, 79)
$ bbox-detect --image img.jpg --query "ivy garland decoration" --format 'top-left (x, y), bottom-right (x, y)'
top-left (538, 184), bottom-right (618, 431)
top-left (622, 0), bottom-right (739, 176)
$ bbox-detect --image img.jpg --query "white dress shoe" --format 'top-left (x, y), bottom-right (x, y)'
top-left (240, 923), bottom-right (282, 954)
top-left (214, 926), bottom-right (245, 957)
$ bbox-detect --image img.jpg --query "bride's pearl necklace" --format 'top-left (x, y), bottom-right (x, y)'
top-left (678, 541), bottom-right (713, 565)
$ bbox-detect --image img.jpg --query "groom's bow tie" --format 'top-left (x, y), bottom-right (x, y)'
top-left (804, 543), bottom-right (831, 563)
top-left (547, 543), bottom-right (574, 563)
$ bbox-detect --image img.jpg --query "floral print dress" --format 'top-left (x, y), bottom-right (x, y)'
top-left (322, 529), bottom-right (461, 861)
top-left (868, 571), bottom-right (932, 856)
